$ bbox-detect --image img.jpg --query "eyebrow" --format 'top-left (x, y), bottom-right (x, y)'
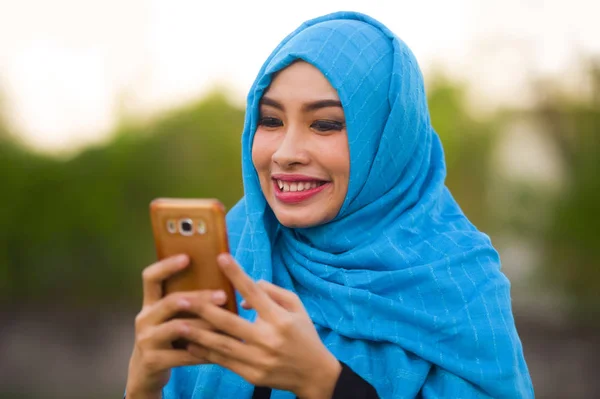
top-left (260, 96), bottom-right (343, 112)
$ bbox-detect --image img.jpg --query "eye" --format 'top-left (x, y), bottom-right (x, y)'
top-left (257, 116), bottom-right (283, 128)
top-left (311, 120), bottom-right (345, 133)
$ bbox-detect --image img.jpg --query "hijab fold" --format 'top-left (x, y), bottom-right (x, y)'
top-left (163, 11), bottom-right (533, 399)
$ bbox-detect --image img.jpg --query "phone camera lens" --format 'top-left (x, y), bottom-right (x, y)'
top-left (179, 219), bottom-right (194, 236)
top-left (166, 219), bottom-right (177, 234)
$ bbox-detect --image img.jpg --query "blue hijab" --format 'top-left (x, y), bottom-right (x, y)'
top-left (164, 11), bottom-right (533, 399)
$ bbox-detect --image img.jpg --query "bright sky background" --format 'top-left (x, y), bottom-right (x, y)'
top-left (0, 0), bottom-right (598, 153)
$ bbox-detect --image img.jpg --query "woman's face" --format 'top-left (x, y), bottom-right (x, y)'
top-left (252, 61), bottom-right (350, 229)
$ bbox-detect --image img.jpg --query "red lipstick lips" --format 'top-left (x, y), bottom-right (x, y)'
top-left (271, 174), bottom-right (330, 204)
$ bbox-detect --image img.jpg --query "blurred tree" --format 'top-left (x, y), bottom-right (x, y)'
top-left (0, 91), bottom-right (244, 306)
top-left (531, 61), bottom-right (600, 320)
top-left (427, 72), bottom-right (499, 232)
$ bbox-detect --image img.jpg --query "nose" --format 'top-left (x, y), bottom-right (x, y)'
top-left (271, 124), bottom-right (309, 168)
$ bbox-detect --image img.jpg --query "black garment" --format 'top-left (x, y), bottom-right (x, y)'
top-left (252, 361), bottom-right (379, 399)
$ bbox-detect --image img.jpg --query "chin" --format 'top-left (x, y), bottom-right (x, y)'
top-left (272, 207), bottom-right (329, 229)
top-left (276, 215), bottom-right (318, 229)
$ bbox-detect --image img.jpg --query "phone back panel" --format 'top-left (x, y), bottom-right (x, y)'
top-left (149, 198), bottom-right (237, 314)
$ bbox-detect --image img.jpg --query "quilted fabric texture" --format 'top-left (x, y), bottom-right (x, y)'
top-left (163, 11), bottom-right (534, 399)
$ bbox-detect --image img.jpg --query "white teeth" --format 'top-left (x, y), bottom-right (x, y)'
top-left (276, 179), bottom-right (323, 193)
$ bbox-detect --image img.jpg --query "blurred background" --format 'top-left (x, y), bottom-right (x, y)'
top-left (0, 1), bottom-right (598, 398)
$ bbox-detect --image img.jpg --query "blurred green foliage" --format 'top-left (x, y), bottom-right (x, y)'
top-left (0, 67), bottom-right (598, 320)
top-left (427, 73), bottom-right (499, 232)
top-left (532, 62), bottom-right (600, 317)
top-left (0, 92), bottom-right (244, 306)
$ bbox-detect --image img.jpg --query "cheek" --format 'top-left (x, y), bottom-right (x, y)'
top-left (322, 134), bottom-right (350, 181)
top-left (251, 132), bottom-right (271, 172)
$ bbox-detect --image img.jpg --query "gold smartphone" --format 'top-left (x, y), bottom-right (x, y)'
top-left (149, 198), bottom-right (238, 316)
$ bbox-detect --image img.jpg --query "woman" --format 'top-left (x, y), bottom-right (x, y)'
top-left (125, 11), bottom-right (534, 399)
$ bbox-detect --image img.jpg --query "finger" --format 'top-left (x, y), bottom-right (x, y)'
top-left (201, 350), bottom-right (265, 387)
top-left (187, 343), bottom-right (210, 359)
top-left (185, 328), bottom-right (261, 365)
top-left (240, 300), bottom-right (252, 310)
top-left (256, 280), bottom-right (303, 312)
top-left (189, 297), bottom-right (256, 342)
top-left (142, 254), bottom-right (189, 307)
top-left (145, 349), bottom-right (209, 372)
top-left (143, 290), bottom-right (218, 327)
top-left (217, 253), bottom-right (279, 320)
top-left (149, 318), bottom-right (216, 349)
top-left (185, 317), bottom-right (219, 332)
top-left (144, 318), bottom-right (192, 349)
top-left (140, 294), bottom-right (192, 328)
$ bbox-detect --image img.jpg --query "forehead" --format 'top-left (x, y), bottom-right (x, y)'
top-left (263, 61), bottom-right (340, 101)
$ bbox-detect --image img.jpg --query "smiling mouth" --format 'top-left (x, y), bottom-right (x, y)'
top-left (274, 179), bottom-right (326, 193)
top-left (271, 178), bottom-right (330, 204)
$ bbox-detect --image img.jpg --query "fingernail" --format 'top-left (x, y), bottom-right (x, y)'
top-left (211, 290), bottom-right (227, 303)
top-left (176, 254), bottom-right (188, 265)
top-left (180, 323), bottom-right (190, 334)
top-left (178, 299), bottom-right (191, 309)
top-left (217, 253), bottom-right (230, 266)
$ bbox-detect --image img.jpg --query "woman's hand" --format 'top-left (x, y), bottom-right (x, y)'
top-left (125, 255), bottom-right (221, 399)
top-left (184, 253), bottom-right (342, 399)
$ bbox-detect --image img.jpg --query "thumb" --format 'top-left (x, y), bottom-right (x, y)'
top-left (256, 280), bottom-right (303, 312)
